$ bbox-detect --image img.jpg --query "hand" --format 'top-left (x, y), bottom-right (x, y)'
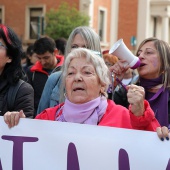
top-left (4, 110), bottom-right (25, 128)
top-left (127, 84), bottom-right (145, 116)
top-left (109, 60), bottom-right (130, 81)
top-left (157, 126), bottom-right (169, 141)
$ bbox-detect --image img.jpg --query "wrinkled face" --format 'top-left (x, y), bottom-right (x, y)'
top-left (71, 34), bottom-right (88, 49)
top-left (65, 56), bottom-right (102, 104)
top-left (0, 38), bottom-right (11, 75)
top-left (36, 51), bottom-right (57, 69)
top-left (137, 41), bottom-right (161, 79)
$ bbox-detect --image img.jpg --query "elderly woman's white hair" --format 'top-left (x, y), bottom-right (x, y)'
top-left (62, 48), bottom-right (111, 98)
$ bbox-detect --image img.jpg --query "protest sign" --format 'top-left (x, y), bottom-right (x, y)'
top-left (0, 117), bottom-right (170, 170)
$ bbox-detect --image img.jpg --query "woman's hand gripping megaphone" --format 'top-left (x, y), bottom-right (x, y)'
top-left (109, 39), bottom-right (141, 69)
top-left (109, 39), bottom-right (141, 91)
top-left (109, 60), bottom-right (130, 90)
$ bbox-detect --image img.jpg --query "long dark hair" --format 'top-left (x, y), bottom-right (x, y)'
top-left (0, 24), bottom-right (25, 84)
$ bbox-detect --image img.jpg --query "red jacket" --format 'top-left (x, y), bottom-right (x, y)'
top-left (35, 99), bottom-right (160, 131)
top-left (30, 55), bottom-right (64, 75)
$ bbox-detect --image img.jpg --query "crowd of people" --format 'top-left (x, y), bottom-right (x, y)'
top-left (0, 24), bottom-right (169, 141)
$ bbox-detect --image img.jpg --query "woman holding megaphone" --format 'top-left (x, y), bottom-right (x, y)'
top-left (110, 37), bottom-right (170, 141)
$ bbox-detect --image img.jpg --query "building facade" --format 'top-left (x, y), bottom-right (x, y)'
top-left (0, 0), bottom-right (169, 51)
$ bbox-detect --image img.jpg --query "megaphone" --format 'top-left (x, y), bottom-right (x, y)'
top-left (109, 39), bottom-right (140, 69)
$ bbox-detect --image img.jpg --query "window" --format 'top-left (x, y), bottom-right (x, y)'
top-left (29, 8), bottom-right (44, 39)
top-left (151, 16), bottom-right (161, 38)
top-left (99, 10), bottom-right (104, 41)
top-left (0, 9), bottom-right (2, 24)
top-left (153, 17), bottom-right (157, 37)
top-left (98, 8), bottom-right (107, 42)
top-left (0, 6), bottom-right (4, 24)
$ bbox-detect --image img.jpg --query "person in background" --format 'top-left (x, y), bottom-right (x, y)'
top-left (26, 44), bottom-right (38, 65)
top-left (21, 51), bottom-right (27, 68)
top-left (0, 24), bottom-right (34, 117)
top-left (103, 50), bottom-right (138, 100)
top-left (110, 37), bottom-right (170, 130)
top-left (55, 37), bottom-right (67, 55)
top-left (37, 26), bottom-right (102, 115)
top-left (121, 68), bottom-right (138, 86)
top-left (4, 48), bottom-right (160, 134)
top-left (22, 44), bottom-right (38, 73)
top-left (26, 36), bottom-right (64, 117)
top-left (103, 50), bottom-right (118, 99)
top-left (103, 50), bottom-right (118, 68)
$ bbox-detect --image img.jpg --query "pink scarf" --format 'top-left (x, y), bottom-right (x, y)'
top-left (56, 96), bottom-right (108, 125)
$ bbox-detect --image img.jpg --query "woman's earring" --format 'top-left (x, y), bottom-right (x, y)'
top-left (100, 87), bottom-right (107, 97)
top-left (100, 88), bottom-right (104, 95)
top-left (100, 87), bottom-right (105, 93)
top-left (64, 93), bottom-right (67, 98)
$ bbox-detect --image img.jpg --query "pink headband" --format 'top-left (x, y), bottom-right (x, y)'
top-left (0, 24), bottom-right (11, 44)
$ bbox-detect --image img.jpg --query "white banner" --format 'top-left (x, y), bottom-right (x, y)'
top-left (0, 116), bottom-right (170, 170)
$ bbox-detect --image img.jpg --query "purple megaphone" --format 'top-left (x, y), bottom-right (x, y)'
top-left (109, 39), bottom-right (140, 69)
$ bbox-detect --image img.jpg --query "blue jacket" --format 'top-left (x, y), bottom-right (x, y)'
top-left (37, 71), bottom-right (62, 114)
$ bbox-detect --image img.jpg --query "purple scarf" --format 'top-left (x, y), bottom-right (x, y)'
top-left (140, 75), bottom-right (169, 127)
top-left (56, 96), bottom-right (108, 125)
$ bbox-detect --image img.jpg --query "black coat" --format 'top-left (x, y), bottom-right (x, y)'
top-left (26, 68), bottom-right (49, 117)
top-left (26, 57), bottom-right (63, 116)
top-left (0, 80), bottom-right (34, 118)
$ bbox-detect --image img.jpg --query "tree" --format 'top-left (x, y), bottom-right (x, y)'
top-left (45, 2), bottom-right (90, 40)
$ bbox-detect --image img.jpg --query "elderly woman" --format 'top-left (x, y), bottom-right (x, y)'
top-left (4, 48), bottom-right (160, 132)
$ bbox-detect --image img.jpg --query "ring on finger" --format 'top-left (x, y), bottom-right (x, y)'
top-left (132, 88), bottom-right (137, 92)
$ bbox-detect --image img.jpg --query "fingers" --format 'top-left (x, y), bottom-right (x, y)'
top-left (156, 126), bottom-right (169, 141)
top-left (127, 85), bottom-right (145, 116)
top-left (127, 85), bottom-right (145, 105)
top-left (127, 84), bottom-right (145, 92)
top-left (10, 113), bottom-right (16, 127)
top-left (4, 111), bottom-right (11, 127)
top-left (19, 110), bottom-right (26, 118)
top-left (4, 110), bottom-right (25, 128)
